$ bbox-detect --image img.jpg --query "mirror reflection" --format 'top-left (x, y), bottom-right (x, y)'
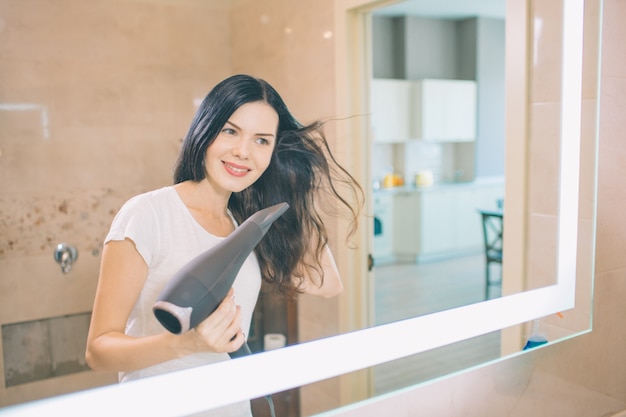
top-left (0, 0), bottom-right (598, 416)
top-left (367, 0), bottom-right (508, 400)
top-left (324, 0), bottom-right (598, 413)
top-left (370, 0), bottom-right (507, 332)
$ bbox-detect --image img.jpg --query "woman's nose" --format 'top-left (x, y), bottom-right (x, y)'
top-left (232, 139), bottom-right (250, 159)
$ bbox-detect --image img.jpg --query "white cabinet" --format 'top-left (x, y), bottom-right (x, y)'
top-left (393, 189), bottom-right (458, 261)
top-left (413, 79), bottom-right (477, 141)
top-left (370, 79), bottom-right (413, 143)
top-left (370, 78), bottom-right (477, 143)
top-left (419, 188), bottom-right (457, 255)
top-left (392, 181), bottom-right (503, 262)
top-left (391, 191), bottom-right (420, 255)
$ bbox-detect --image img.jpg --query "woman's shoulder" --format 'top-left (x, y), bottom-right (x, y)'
top-left (114, 186), bottom-right (179, 220)
top-left (124, 186), bottom-right (176, 206)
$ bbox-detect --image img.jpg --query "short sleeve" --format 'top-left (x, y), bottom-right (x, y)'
top-left (105, 194), bottom-right (160, 266)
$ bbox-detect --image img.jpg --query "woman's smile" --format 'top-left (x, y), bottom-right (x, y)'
top-left (222, 160), bottom-right (251, 177)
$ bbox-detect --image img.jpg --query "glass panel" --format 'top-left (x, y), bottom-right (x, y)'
top-left (0, 0), bottom-right (599, 415)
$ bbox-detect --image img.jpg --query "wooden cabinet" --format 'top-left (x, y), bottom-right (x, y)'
top-left (413, 79), bottom-right (477, 141)
top-left (391, 181), bottom-right (503, 262)
top-left (371, 78), bottom-right (477, 143)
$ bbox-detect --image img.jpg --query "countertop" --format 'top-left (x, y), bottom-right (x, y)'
top-left (373, 176), bottom-right (504, 194)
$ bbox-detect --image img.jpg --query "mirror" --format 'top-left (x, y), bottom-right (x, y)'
top-left (0, 0), bottom-right (599, 415)
top-left (323, 0), bottom-right (597, 412)
top-left (369, 0), bottom-right (507, 335)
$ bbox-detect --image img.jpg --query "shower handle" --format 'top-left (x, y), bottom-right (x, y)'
top-left (54, 243), bottom-right (78, 274)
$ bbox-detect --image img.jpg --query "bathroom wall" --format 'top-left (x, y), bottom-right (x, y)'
top-left (0, 0), bottom-right (353, 412)
top-left (329, 0), bottom-right (626, 414)
top-left (229, 1), bottom-right (349, 415)
top-left (0, 0), bottom-right (233, 405)
top-left (4, 0), bottom-right (621, 415)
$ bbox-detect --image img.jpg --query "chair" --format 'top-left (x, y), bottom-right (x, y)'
top-left (478, 209), bottom-right (503, 299)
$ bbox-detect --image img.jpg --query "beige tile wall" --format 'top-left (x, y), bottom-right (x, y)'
top-left (0, 0), bottom-right (233, 405)
top-left (1, 0), bottom-right (347, 411)
top-left (525, 0), bottom-right (565, 291)
top-left (229, 1), bottom-right (346, 415)
top-left (524, 0), bottom-right (600, 343)
top-left (4, 0), bottom-right (620, 414)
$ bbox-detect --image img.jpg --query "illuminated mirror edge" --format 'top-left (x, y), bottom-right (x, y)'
top-left (0, 0), bottom-right (589, 415)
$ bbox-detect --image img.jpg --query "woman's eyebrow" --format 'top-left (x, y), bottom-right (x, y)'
top-left (225, 120), bottom-right (276, 137)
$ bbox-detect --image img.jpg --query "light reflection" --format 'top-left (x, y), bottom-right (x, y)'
top-left (533, 17), bottom-right (543, 68)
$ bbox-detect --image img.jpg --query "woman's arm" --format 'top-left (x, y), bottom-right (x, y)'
top-left (295, 244), bottom-right (343, 298)
top-left (85, 239), bottom-right (244, 373)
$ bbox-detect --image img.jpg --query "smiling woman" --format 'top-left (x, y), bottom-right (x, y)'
top-left (83, 74), bottom-right (363, 416)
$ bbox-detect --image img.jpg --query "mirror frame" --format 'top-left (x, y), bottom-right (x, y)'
top-left (1, 0), bottom-right (592, 415)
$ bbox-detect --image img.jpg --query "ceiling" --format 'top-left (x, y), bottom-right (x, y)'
top-left (372, 0), bottom-right (505, 19)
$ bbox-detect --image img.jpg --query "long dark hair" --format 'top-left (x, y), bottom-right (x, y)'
top-left (174, 74), bottom-right (363, 297)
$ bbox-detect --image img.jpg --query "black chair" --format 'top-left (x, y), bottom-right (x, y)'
top-left (478, 209), bottom-right (503, 299)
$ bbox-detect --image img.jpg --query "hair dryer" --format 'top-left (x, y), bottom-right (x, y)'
top-left (153, 202), bottom-right (289, 359)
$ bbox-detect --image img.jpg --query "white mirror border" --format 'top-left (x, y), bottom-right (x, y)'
top-left (0, 0), bottom-right (585, 415)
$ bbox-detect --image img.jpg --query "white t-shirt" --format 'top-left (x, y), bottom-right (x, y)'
top-left (105, 186), bottom-right (261, 416)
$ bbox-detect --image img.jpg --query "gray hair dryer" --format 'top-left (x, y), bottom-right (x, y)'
top-left (153, 202), bottom-right (289, 359)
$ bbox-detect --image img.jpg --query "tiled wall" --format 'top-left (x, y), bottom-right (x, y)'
top-left (228, 1), bottom-right (344, 415)
top-left (1, 0), bottom-right (346, 411)
top-left (0, 0), bottom-right (233, 405)
top-left (5, 0), bottom-right (618, 415)
top-left (521, 0), bottom-right (599, 347)
top-left (2, 313), bottom-right (91, 387)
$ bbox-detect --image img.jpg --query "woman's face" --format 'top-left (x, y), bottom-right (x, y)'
top-left (204, 101), bottom-right (278, 194)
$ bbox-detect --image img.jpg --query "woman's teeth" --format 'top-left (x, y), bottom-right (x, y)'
top-left (225, 162), bottom-right (248, 173)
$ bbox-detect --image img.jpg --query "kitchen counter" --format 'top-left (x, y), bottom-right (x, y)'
top-left (373, 176), bottom-right (505, 263)
top-left (373, 176), bottom-right (504, 194)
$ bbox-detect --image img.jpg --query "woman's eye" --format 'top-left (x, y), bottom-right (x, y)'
top-left (256, 137), bottom-right (272, 146)
top-left (222, 128), bottom-right (236, 135)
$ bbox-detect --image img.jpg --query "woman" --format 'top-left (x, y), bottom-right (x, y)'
top-left (85, 74), bottom-right (362, 416)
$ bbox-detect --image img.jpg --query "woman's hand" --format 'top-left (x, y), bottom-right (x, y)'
top-left (86, 239), bottom-right (245, 373)
top-left (186, 288), bottom-right (245, 354)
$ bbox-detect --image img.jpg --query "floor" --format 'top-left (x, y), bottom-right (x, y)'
top-left (371, 254), bottom-right (502, 395)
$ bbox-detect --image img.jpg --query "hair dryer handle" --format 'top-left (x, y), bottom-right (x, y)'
top-left (229, 342), bottom-right (252, 359)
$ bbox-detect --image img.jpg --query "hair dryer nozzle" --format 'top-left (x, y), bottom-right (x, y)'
top-left (153, 300), bottom-right (193, 334)
top-left (248, 202), bottom-right (289, 234)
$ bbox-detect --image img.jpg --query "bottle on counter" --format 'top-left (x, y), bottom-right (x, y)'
top-left (382, 172), bottom-right (404, 188)
top-left (414, 170), bottom-right (434, 187)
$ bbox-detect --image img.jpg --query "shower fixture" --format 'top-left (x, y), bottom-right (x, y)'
top-left (54, 243), bottom-right (78, 274)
